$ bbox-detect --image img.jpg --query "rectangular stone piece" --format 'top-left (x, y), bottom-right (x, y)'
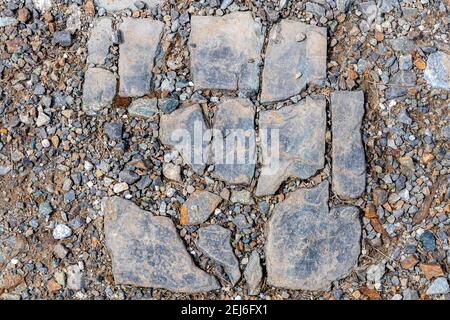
top-left (87, 18), bottom-right (112, 65)
top-left (189, 12), bottom-right (264, 94)
top-left (118, 18), bottom-right (164, 97)
top-left (95, 0), bottom-right (163, 11)
top-left (331, 91), bottom-right (366, 199)
top-left (82, 67), bottom-right (116, 115)
top-left (261, 20), bottom-right (327, 103)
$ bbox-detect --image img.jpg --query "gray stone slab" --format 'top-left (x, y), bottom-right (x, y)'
top-left (424, 52), bottom-right (450, 90)
top-left (82, 67), bottom-right (116, 115)
top-left (103, 197), bottom-right (219, 292)
top-left (244, 251), bottom-right (262, 296)
top-left (256, 96), bottom-right (326, 196)
top-left (265, 181), bottom-right (361, 290)
top-left (331, 91), bottom-right (366, 199)
top-left (87, 18), bottom-right (112, 65)
top-left (260, 20), bottom-right (327, 103)
top-left (95, 0), bottom-right (163, 11)
top-left (181, 191), bottom-right (222, 225)
top-left (118, 18), bottom-right (164, 97)
top-left (189, 12), bottom-right (264, 94)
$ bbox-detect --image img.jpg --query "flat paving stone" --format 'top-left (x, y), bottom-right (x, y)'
top-left (211, 98), bottom-right (256, 185)
top-left (87, 18), bottom-right (112, 65)
top-left (260, 20), bottom-right (327, 103)
top-left (95, 0), bottom-right (163, 11)
top-left (128, 98), bottom-right (158, 118)
top-left (103, 197), bottom-right (219, 292)
top-left (118, 18), bottom-right (164, 97)
top-left (424, 52), bottom-right (450, 90)
top-left (197, 225), bottom-right (241, 286)
top-left (180, 191), bottom-right (222, 225)
top-left (256, 96), bottom-right (326, 196)
top-left (265, 181), bottom-right (361, 290)
top-left (189, 12), bottom-right (264, 94)
top-left (82, 67), bottom-right (116, 115)
top-left (331, 91), bottom-right (366, 199)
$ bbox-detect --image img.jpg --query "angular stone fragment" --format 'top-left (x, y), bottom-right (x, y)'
top-left (87, 18), bottom-right (112, 65)
top-left (128, 98), bottom-right (158, 118)
top-left (180, 191), bottom-right (222, 225)
top-left (82, 68), bottom-right (116, 115)
top-left (331, 91), bottom-right (366, 199)
top-left (256, 96), bottom-right (326, 196)
top-left (261, 21), bottom-right (327, 103)
top-left (118, 18), bottom-right (164, 97)
top-left (244, 251), bottom-right (262, 296)
top-left (0, 235), bottom-right (27, 269)
top-left (265, 182), bottom-right (361, 290)
top-left (197, 225), bottom-right (241, 286)
top-left (211, 98), bottom-right (256, 185)
top-left (189, 12), bottom-right (264, 94)
top-left (103, 197), bottom-right (219, 292)
top-left (96, 0), bottom-right (163, 11)
top-left (424, 52), bottom-right (450, 90)
top-left (159, 104), bottom-right (210, 174)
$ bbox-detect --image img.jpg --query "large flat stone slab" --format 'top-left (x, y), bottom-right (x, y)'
top-left (424, 52), bottom-right (450, 90)
top-left (180, 191), bottom-right (222, 225)
top-left (87, 18), bottom-right (112, 65)
top-left (265, 181), bottom-right (361, 290)
top-left (331, 91), bottom-right (366, 199)
top-left (256, 96), bottom-right (326, 196)
top-left (189, 12), bottom-right (264, 94)
top-left (95, 0), bottom-right (163, 11)
top-left (261, 21), bottom-right (327, 103)
top-left (118, 18), bottom-right (164, 97)
top-left (82, 67), bottom-right (116, 115)
top-left (211, 98), bottom-right (256, 185)
top-left (102, 197), bottom-right (219, 292)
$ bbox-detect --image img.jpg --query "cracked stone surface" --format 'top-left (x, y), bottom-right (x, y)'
top-left (331, 91), bottom-right (366, 199)
top-left (244, 251), bottom-right (263, 296)
top-left (424, 52), bottom-right (450, 90)
top-left (118, 18), bottom-right (164, 97)
top-left (211, 98), bottom-right (256, 185)
top-left (256, 96), bottom-right (326, 196)
top-left (180, 191), bottom-right (222, 225)
top-left (102, 197), bottom-right (219, 293)
top-left (189, 12), bottom-right (264, 94)
top-left (82, 67), bottom-right (116, 115)
top-left (260, 20), bottom-right (327, 103)
top-left (265, 181), bottom-right (361, 290)
top-left (86, 18), bottom-right (112, 65)
top-left (95, 0), bottom-right (163, 11)
top-left (197, 225), bottom-right (241, 286)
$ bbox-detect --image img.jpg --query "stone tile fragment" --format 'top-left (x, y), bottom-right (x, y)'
top-left (95, 0), bottom-right (163, 11)
top-left (244, 251), bottom-right (262, 296)
top-left (118, 18), bottom-right (164, 97)
top-left (331, 91), bottom-right (366, 199)
top-left (82, 67), bottom-right (116, 115)
top-left (256, 96), bottom-right (326, 196)
top-left (261, 21), bottom-right (327, 103)
top-left (189, 12), bottom-right (264, 94)
top-left (211, 98), bottom-right (256, 185)
top-left (128, 98), bottom-right (158, 118)
top-left (87, 18), bottom-right (112, 65)
top-left (103, 197), bottom-right (219, 292)
top-left (265, 182), bottom-right (361, 290)
top-left (197, 225), bottom-right (241, 286)
top-left (424, 52), bottom-right (450, 90)
top-left (180, 191), bottom-right (222, 225)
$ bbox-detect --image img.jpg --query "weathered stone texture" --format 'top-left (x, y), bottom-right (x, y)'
top-left (424, 52), bottom-right (450, 90)
top-left (180, 191), bottom-right (222, 225)
top-left (82, 67), bottom-right (116, 115)
top-left (96, 0), bottom-right (163, 11)
top-left (87, 18), bottom-right (112, 65)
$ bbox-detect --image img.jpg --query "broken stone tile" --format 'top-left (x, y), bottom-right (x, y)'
top-left (118, 18), bottom-right (164, 97)
top-left (180, 191), bottom-right (222, 225)
top-left (197, 225), bottom-right (241, 287)
top-left (95, 0), bottom-right (163, 11)
top-left (189, 12), bottom-right (264, 94)
top-left (159, 104), bottom-right (210, 174)
top-left (211, 98), bottom-right (256, 185)
top-left (103, 197), bottom-right (219, 292)
top-left (255, 96), bottom-right (326, 196)
top-left (331, 91), bottom-right (366, 199)
top-left (265, 181), bottom-right (361, 290)
top-left (424, 52), bottom-right (450, 90)
top-left (128, 98), bottom-right (158, 118)
top-left (82, 68), bottom-right (116, 115)
top-left (260, 21), bottom-right (327, 103)
top-left (87, 18), bottom-right (112, 65)
top-left (244, 251), bottom-right (262, 296)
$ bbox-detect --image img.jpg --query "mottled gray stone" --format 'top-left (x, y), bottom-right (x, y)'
top-left (211, 98), bottom-right (256, 185)
top-left (103, 197), bottom-right (219, 292)
top-left (359, 1), bottom-right (378, 25)
top-left (82, 68), bottom-right (116, 115)
top-left (424, 52), bottom-right (450, 90)
top-left (426, 277), bottom-right (449, 295)
top-left (95, 0), bottom-right (163, 11)
top-left (66, 265), bottom-right (85, 291)
top-left (389, 36), bottom-right (416, 53)
top-left (331, 91), bottom-right (366, 199)
top-left (87, 18), bottom-right (112, 65)
top-left (230, 189), bottom-right (255, 205)
top-left (336, 0), bottom-right (352, 12)
top-left (197, 225), bottom-right (241, 286)
top-left (0, 235), bottom-right (27, 269)
top-left (0, 17), bottom-right (17, 27)
top-left (159, 104), bottom-right (210, 174)
top-left (53, 30), bottom-right (72, 47)
top-left (181, 191), bottom-right (222, 225)
top-left (189, 12), bottom-right (264, 94)
top-left (244, 251), bottom-right (262, 295)
top-left (265, 182), bottom-right (361, 290)
top-left (256, 96), bottom-right (326, 196)
top-left (261, 21), bottom-right (327, 103)
top-left (119, 18), bottom-right (164, 97)
top-left (128, 98), bottom-right (158, 118)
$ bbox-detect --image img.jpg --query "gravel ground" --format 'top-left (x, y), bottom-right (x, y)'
top-left (0, 0), bottom-right (449, 300)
